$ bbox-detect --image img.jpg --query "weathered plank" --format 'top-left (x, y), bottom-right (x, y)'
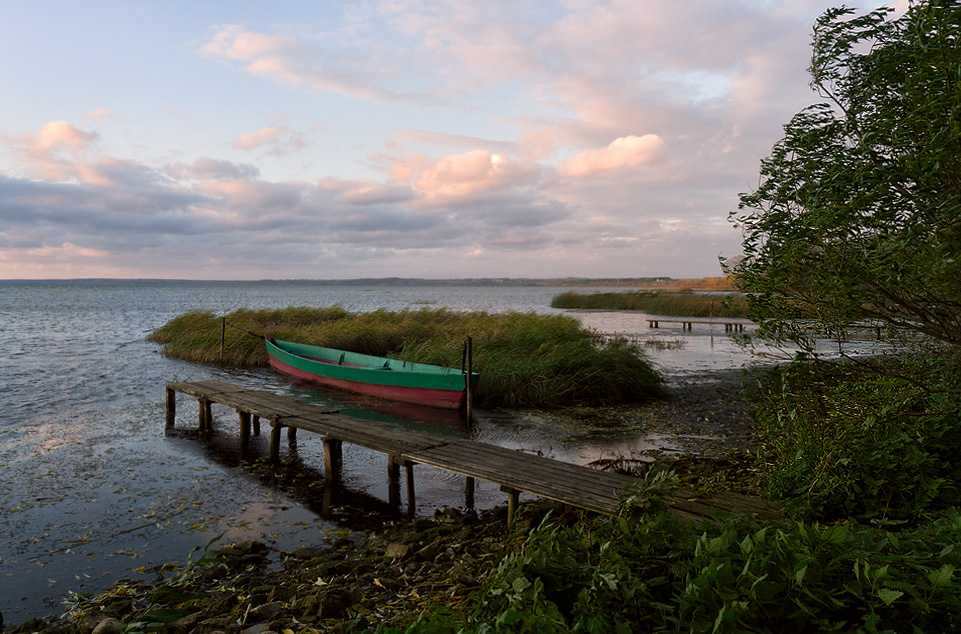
top-left (400, 443), bottom-right (632, 512)
top-left (166, 381), bottom-right (781, 523)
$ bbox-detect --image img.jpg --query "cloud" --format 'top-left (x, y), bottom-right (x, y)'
top-left (414, 150), bottom-right (538, 198)
top-left (5, 1), bottom-right (892, 279)
top-left (232, 127), bottom-right (282, 150)
top-left (82, 108), bottom-right (114, 123)
top-left (335, 184), bottom-right (413, 205)
top-left (231, 124), bottom-right (311, 156)
top-left (166, 158), bottom-right (261, 181)
top-left (558, 135), bottom-right (666, 177)
top-left (201, 26), bottom-right (300, 61)
top-left (33, 121), bottom-right (98, 153)
top-left (201, 25), bottom-right (396, 101)
top-left (4, 121), bottom-right (100, 182)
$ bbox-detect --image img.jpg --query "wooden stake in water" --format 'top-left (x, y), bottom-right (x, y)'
top-left (465, 335), bottom-right (474, 422)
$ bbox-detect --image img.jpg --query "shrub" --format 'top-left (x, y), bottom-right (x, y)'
top-left (461, 504), bottom-right (961, 633)
top-left (752, 358), bottom-right (961, 523)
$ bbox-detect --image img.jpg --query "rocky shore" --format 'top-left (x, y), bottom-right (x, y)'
top-left (6, 504), bottom-right (532, 634)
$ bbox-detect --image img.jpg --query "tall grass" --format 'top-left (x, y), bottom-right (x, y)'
top-left (149, 307), bottom-right (665, 408)
top-left (551, 291), bottom-right (748, 318)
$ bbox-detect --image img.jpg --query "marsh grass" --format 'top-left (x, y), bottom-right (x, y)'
top-left (551, 291), bottom-right (748, 318)
top-left (149, 307), bottom-right (665, 408)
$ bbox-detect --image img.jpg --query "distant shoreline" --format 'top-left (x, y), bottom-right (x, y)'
top-left (0, 275), bottom-right (730, 288)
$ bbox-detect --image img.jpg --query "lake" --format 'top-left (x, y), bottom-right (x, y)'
top-left (0, 280), bottom-right (885, 623)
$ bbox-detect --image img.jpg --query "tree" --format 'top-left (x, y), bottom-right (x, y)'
top-left (731, 1), bottom-right (961, 350)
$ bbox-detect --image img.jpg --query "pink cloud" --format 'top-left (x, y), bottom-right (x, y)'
top-left (200, 179), bottom-right (304, 209)
top-left (201, 26), bottom-right (298, 61)
top-left (33, 121), bottom-right (97, 152)
top-left (82, 107), bottom-right (114, 122)
top-left (231, 124), bottom-right (310, 156)
top-left (27, 242), bottom-right (111, 259)
top-left (558, 134), bottom-right (665, 177)
top-left (4, 121), bottom-right (99, 181)
top-left (201, 25), bottom-right (389, 100)
top-left (233, 127), bottom-right (283, 150)
top-left (414, 150), bottom-right (537, 198)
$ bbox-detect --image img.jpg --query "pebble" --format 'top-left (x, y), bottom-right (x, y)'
top-left (91, 617), bottom-right (124, 634)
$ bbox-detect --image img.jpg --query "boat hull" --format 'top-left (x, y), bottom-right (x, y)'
top-left (266, 338), bottom-right (477, 410)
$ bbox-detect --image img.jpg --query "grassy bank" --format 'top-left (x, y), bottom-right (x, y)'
top-left (551, 290), bottom-right (748, 318)
top-left (148, 307), bottom-right (664, 408)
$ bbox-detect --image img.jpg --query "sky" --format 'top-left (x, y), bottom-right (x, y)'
top-left (0, 0), bottom-right (903, 280)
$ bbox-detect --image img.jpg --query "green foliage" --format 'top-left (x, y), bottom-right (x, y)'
top-left (551, 291), bottom-right (748, 318)
top-left (732, 1), bottom-right (961, 350)
top-left (455, 508), bottom-right (961, 633)
top-left (149, 307), bottom-right (664, 408)
top-left (752, 358), bottom-right (961, 523)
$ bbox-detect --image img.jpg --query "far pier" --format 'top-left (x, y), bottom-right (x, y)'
top-left (647, 318), bottom-right (750, 332)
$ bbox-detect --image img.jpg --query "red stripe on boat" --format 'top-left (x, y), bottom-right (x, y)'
top-left (269, 357), bottom-right (466, 409)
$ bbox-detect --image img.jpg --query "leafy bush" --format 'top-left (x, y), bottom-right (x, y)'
top-left (446, 506), bottom-right (961, 633)
top-left (752, 358), bottom-right (961, 523)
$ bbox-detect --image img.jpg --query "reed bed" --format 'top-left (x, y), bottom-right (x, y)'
top-left (149, 307), bottom-right (665, 408)
top-left (551, 290), bottom-right (748, 317)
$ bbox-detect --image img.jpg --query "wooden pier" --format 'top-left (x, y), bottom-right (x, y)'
top-left (647, 318), bottom-right (749, 332)
top-left (165, 380), bottom-right (779, 523)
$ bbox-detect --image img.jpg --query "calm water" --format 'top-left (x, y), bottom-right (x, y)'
top-left (0, 280), bottom-right (884, 623)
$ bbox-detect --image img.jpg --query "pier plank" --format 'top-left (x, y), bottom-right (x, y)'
top-left (166, 381), bottom-right (780, 522)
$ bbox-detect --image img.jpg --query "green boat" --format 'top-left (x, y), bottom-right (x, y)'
top-left (266, 337), bottom-right (478, 410)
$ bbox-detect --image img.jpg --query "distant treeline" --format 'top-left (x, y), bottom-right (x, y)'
top-left (551, 291), bottom-right (748, 318)
top-left (0, 275), bottom-right (735, 288)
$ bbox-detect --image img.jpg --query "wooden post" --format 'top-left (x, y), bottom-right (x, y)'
top-left (465, 476), bottom-right (475, 509)
top-left (252, 415), bottom-right (260, 436)
top-left (220, 317), bottom-right (226, 364)
top-left (287, 426), bottom-right (298, 442)
top-left (239, 411), bottom-right (251, 443)
top-left (270, 421), bottom-right (282, 462)
top-left (405, 461), bottom-right (416, 518)
top-left (322, 479), bottom-right (335, 518)
top-left (199, 399), bottom-right (212, 433)
top-left (323, 438), bottom-right (343, 481)
top-left (502, 486), bottom-right (520, 524)
top-left (465, 336), bottom-right (473, 423)
top-left (388, 455), bottom-right (401, 507)
top-left (165, 387), bottom-right (176, 430)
